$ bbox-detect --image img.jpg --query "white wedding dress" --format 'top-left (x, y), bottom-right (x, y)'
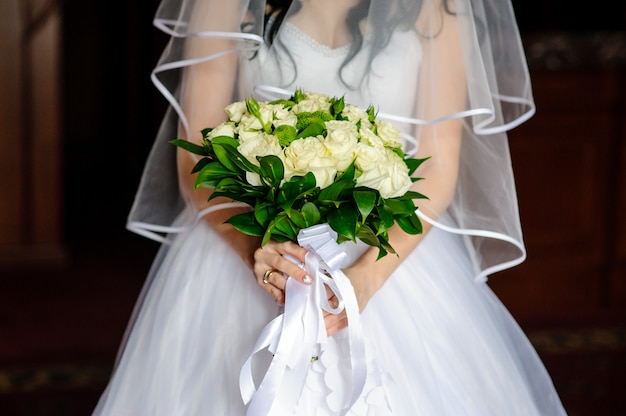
top-left (94, 23), bottom-right (566, 416)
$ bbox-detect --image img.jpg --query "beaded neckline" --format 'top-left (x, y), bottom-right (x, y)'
top-left (282, 22), bottom-right (352, 57)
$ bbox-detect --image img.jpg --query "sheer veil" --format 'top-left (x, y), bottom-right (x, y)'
top-left (127, 0), bottom-right (535, 282)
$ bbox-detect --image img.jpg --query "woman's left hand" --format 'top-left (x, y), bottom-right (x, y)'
top-left (323, 266), bottom-right (375, 336)
top-left (323, 284), bottom-right (347, 336)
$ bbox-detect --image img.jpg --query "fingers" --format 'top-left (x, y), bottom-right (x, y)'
top-left (253, 241), bottom-right (312, 286)
top-left (264, 276), bottom-right (286, 305)
top-left (323, 282), bottom-right (346, 335)
top-left (255, 267), bottom-right (286, 304)
top-left (324, 285), bottom-right (339, 309)
top-left (252, 240), bottom-right (312, 305)
top-left (324, 310), bottom-right (348, 336)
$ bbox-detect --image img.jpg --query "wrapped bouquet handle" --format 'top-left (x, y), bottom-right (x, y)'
top-left (239, 224), bottom-right (366, 415)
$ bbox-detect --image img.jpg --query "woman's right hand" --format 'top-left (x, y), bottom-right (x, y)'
top-left (253, 240), bottom-right (312, 305)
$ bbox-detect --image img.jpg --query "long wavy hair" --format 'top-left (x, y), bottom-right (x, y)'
top-left (262, 0), bottom-right (453, 88)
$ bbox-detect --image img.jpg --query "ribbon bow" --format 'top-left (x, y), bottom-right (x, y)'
top-left (239, 224), bottom-right (366, 415)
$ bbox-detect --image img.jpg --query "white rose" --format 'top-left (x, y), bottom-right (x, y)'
top-left (292, 98), bottom-right (331, 114)
top-left (224, 101), bottom-right (247, 122)
top-left (237, 133), bottom-right (283, 166)
top-left (271, 105), bottom-right (290, 121)
top-left (355, 145), bottom-right (412, 198)
top-left (284, 136), bottom-right (337, 189)
top-left (354, 142), bottom-right (385, 172)
top-left (237, 129), bottom-right (263, 142)
top-left (304, 92), bottom-right (331, 102)
top-left (239, 103), bottom-right (274, 131)
top-left (272, 112), bottom-right (298, 128)
top-left (239, 112), bottom-right (264, 131)
top-left (259, 103), bottom-right (277, 126)
top-left (324, 120), bottom-right (358, 171)
top-left (341, 104), bottom-right (372, 129)
top-left (207, 122), bottom-right (235, 139)
top-left (375, 120), bottom-right (403, 149)
top-left (358, 127), bottom-right (385, 148)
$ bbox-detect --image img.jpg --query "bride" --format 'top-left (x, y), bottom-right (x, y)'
top-left (94, 0), bottom-right (567, 414)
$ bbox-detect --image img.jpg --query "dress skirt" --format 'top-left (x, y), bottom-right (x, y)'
top-left (94, 206), bottom-right (566, 415)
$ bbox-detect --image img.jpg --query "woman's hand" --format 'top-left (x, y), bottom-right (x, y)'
top-left (252, 242), bottom-right (378, 336)
top-left (323, 266), bottom-right (377, 336)
top-left (253, 240), bottom-right (311, 305)
top-left (323, 284), bottom-right (347, 336)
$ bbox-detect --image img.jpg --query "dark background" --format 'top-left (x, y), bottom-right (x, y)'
top-left (2, 1), bottom-right (626, 415)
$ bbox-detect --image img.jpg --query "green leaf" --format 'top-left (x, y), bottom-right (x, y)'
top-left (336, 161), bottom-right (356, 182)
top-left (201, 127), bottom-right (213, 139)
top-left (394, 190), bottom-right (429, 201)
top-left (366, 105), bottom-right (377, 123)
top-left (330, 96), bottom-right (345, 117)
top-left (289, 209), bottom-right (307, 229)
top-left (356, 224), bottom-right (380, 248)
top-left (211, 135), bottom-right (240, 148)
top-left (296, 119), bottom-right (326, 139)
top-left (376, 233), bottom-right (396, 260)
top-left (375, 204), bottom-right (395, 232)
top-left (246, 97), bottom-right (271, 133)
top-left (170, 139), bottom-right (209, 156)
top-left (293, 89), bottom-right (305, 103)
top-left (301, 202), bottom-right (321, 227)
top-left (390, 147), bottom-right (406, 159)
top-left (396, 214), bottom-right (423, 235)
top-left (215, 177), bottom-right (244, 192)
top-left (384, 199), bottom-right (416, 216)
top-left (246, 96), bottom-right (261, 117)
top-left (212, 143), bottom-right (242, 174)
top-left (225, 212), bottom-right (264, 237)
top-left (258, 155), bottom-right (284, 188)
top-left (194, 162), bottom-right (239, 189)
top-left (277, 172), bottom-right (318, 210)
top-left (218, 143), bottom-right (260, 174)
top-left (254, 200), bottom-right (276, 228)
top-left (353, 190), bottom-right (377, 222)
top-left (328, 205), bottom-right (358, 242)
top-left (273, 215), bottom-right (298, 241)
top-left (269, 99), bottom-right (295, 109)
top-left (191, 157), bottom-right (211, 174)
top-left (404, 156), bottom-right (430, 176)
top-left (318, 179), bottom-right (354, 204)
top-left (262, 214), bottom-right (297, 245)
top-left (208, 190), bottom-right (255, 206)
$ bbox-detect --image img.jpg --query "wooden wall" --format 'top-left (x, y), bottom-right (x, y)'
top-left (491, 34), bottom-right (626, 326)
top-left (0, 0), bottom-right (64, 264)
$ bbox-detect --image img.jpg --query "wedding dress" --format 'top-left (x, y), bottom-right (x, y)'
top-left (94, 5), bottom-right (567, 416)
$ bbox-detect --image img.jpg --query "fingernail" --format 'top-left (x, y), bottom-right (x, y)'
top-left (303, 275), bottom-right (312, 285)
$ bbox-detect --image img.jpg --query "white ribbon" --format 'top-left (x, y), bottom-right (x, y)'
top-left (239, 224), bottom-right (367, 415)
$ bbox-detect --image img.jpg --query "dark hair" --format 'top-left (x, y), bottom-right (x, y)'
top-left (263, 0), bottom-right (453, 88)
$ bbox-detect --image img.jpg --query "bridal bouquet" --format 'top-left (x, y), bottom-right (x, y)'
top-left (172, 89), bottom-right (427, 258)
top-left (173, 90), bottom-right (428, 413)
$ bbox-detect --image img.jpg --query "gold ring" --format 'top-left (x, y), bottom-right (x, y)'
top-left (263, 269), bottom-right (276, 284)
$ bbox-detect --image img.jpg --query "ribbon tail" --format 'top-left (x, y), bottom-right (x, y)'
top-left (239, 223), bottom-right (368, 414)
top-left (239, 315), bottom-right (283, 404)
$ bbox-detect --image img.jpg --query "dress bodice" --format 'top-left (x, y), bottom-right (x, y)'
top-left (255, 22), bottom-right (423, 123)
